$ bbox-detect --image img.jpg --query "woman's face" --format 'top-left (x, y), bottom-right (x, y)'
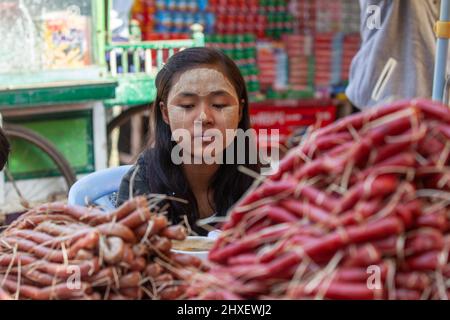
top-left (162, 66), bottom-right (242, 162)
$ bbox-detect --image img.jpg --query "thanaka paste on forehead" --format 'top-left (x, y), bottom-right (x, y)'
top-left (168, 68), bottom-right (238, 101)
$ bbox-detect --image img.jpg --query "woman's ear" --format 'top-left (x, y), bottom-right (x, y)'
top-left (160, 102), bottom-right (170, 125)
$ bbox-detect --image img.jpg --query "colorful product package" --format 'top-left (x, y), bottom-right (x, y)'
top-left (41, 11), bottom-right (91, 70)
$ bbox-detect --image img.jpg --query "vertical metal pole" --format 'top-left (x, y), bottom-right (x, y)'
top-left (109, 106), bottom-right (122, 167)
top-left (122, 49), bottom-right (129, 73)
top-left (145, 49), bottom-right (153, 74)
top-left (157, 48), bottom-right (164, 70)
top-left (110, 49), bottom-right (118, 76)
top-left (93, 0), bottom-right (107, 67)
top-left (134, 49), bottom-right (141, 73)
top-left (107, 0), bottom-right (113, 44)
top-left (130, 20), bottom-right (142, 73)
top-left (93, 102), bottom-right (108, 171)
top-left (432, 0), bottom-right (450, 102)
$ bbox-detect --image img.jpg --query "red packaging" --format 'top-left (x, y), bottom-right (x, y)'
top-left (249, 101), bottom-right (337, 145)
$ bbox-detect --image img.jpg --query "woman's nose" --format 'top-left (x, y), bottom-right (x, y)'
top-left (195, 103), bottom-right (214, 125)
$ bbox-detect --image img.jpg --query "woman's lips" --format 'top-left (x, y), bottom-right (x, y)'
top-left (193, 135), bottom-right (215, 142)
top-left (201, 136), bottom-right (214, 142)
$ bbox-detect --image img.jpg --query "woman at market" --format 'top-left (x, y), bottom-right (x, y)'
top-left (116, 47), bottom-right (260, 235)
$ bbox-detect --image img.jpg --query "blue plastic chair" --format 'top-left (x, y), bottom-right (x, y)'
top-left (68, 165), bottom-right (133, 210)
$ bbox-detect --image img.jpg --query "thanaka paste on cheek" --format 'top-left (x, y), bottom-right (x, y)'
top-left (221, 106), bottom-right (239, 148)
top-left (168, 105), bottom-right (187, 129)
top-left (221, 106), bottom-right (240, 128)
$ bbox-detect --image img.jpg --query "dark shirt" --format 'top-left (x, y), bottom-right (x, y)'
top-left (116, 153), bottom-right (218, 236)
top-left (116, 154), bottom-right (151, 207)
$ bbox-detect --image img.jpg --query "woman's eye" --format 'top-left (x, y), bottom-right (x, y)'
top-left (179, 104), bottom-right (195, 109)
top-left (212, 104), bottom-right (228, 108)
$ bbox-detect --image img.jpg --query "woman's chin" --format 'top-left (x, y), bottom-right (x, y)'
top-left (184, 148), bottom-right (223, 165)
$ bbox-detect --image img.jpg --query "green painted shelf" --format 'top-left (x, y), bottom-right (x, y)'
top-left (0, 80), bottom-right (117, 108)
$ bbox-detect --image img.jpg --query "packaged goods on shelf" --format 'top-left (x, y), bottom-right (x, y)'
top-left (283, 34), bottom-right (314, 91)
top-left (206, 33), bottom-right (262, 100)
top-left (341, 33), bottom-right (361, 82)
top-left (131, 0), bottom-right (362, 97)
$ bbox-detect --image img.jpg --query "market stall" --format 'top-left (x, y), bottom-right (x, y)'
top-left (0, 0), bottom-right (205, 213)
top-left (1, 99), bottom-right (450, 300)
top-left (0, 0), bottom-right (116, 212)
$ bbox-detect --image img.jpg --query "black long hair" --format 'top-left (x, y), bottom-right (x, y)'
top-left (143, 47), bottom-right (259, 233)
